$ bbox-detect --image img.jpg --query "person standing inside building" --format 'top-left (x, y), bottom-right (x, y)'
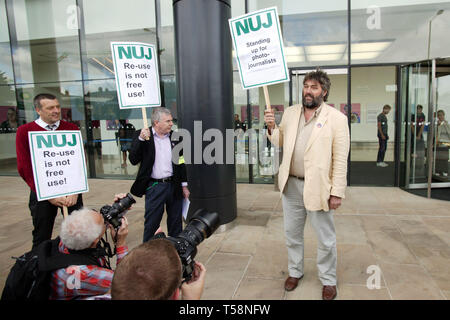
top-left (234, 113), bottom-right (242, 130)
top-left (411, 104), bottom-right (426, 156)
top-left (1, 107), bottom-right (23, 133)
top-left (376, 104), bottom-right (391, 167)
top-left (117, 119), bottom-right (135, 168)
top-left (129, 107), bottom-right (189, 242)
top-left (16, 93), bottom-right (83, 249)
top-left (264, 69), bottom-right (350, 300)
top-left (436, 109), bottom-right (450, 176)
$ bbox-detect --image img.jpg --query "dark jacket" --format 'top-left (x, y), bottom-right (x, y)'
top-left (129, 128), bottom-right (187, 198)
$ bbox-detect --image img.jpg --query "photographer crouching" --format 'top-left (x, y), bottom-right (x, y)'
top-left (49, 193), bottom-right (131, 300)
top-left (110, 209), bottom-right (219, 300)
top-left (111, 239), bottom-right (206, 300)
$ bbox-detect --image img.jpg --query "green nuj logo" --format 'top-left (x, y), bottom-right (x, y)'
top-left (235, 12), bottom-right (273, 36)
top-left (36, 134), bottom-right (77, 148)
top-left (118, 46), bottom-right (152, 60)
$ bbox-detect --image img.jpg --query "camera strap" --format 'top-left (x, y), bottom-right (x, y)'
top-left (101, 232), bottom-right (117, 270)
top-left (67, 242), bottom-right (110, 270)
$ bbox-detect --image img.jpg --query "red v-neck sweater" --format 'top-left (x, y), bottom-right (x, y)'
top-left (16, 120), bottom-right (80, 192)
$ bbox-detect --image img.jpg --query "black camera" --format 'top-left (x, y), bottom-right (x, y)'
top-left (156, 208), bottom-right (220, 281)
top-left (100, 193), bottom-right (136, 229)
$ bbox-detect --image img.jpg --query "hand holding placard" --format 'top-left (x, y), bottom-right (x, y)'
top-left (111, 42), bottom-right (161, 136)
top-left (28, 131), bottom-right (88, 203)
top-left (229, 7), bottom-right (288, 90)
top-left (229, 7), bottom-right (288, 120)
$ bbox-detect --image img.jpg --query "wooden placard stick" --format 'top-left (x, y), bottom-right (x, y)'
top-left (263, 85), bottom-right (272, 111)
top-left (63, 206), bottom-right (68, 219)
top-left (142, 107), bottom-right (150, 140)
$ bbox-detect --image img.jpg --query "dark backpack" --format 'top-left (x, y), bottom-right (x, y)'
top-left (1, 237), bottom-right (101, 301)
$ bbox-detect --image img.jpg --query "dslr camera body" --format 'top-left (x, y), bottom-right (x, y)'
top-left (100, 193), bottom-right (136, 229)
top-left (156, 209), bottom-right (220, 281)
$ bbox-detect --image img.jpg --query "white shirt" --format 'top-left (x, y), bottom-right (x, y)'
top-left (151, 128), bottom-right (174, 179)
top-left (35, 118), bottom-right (60, 131)
top-left (139, 128), bottom-right (187, 186)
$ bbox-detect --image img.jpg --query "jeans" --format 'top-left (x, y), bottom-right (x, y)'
top-left (377, 136), bottom-right (387, 163)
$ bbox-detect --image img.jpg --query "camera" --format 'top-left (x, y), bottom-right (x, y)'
top-left (100, 193), bottom-right (136, 229)
top-left (156, 208), bottom-right (220, 281)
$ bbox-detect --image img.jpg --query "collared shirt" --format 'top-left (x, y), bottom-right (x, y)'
top-left (50, 240), bottom-right (128, 300)
top-left (35, 118), bottom-right (60, 131)
top-left (290, 104), bottom-right (323, 178)
top-left (151, 128), bottom-right (173, 179)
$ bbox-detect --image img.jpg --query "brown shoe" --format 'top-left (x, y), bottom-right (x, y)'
top-left (284, 276), bottom-right (303, 291)
top-left (322, 285), bottom-right (337, 300)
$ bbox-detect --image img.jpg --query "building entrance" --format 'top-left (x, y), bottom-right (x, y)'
top-left (401, 58), bottom-right (450, 196)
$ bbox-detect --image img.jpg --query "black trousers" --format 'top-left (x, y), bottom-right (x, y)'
top-left (28, 191), bottom-right (83, 249)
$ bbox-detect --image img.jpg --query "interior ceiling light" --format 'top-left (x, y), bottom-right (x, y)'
top-left (305, 44), bottom-right (346, 55)
top-left (279, 41), bottom-right (392, 61)
top-left (308, 53), bottom-right (342, 61)
top-left (351, 41), bottom-right (391, 53)
top-left (351, 52), bottom-right (381, 60)
top-left (284, 46), bottom-right (303, 56)
top-left (286, 55), bottom-right (305, 63)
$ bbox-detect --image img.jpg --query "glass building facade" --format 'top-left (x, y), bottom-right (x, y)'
top-left (1, 0), bottom-right (449, 196)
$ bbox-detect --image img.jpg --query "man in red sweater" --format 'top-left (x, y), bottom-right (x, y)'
top-left (16, 93), bottom-right (83, 248)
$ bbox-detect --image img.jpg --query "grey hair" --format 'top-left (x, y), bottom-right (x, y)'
top-left (60, 207), bottom-right (104, 250)
top-left (151, 107), bottom-right (172, 126)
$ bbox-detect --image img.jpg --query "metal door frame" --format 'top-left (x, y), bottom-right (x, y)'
top-left (401, 59), bottom-right (450, 193)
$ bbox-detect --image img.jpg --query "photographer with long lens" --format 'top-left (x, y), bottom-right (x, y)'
top-left (111, 239), bottom-right (206, 300)
top-left (49, 193), bottom-right (131, 300)
top-left (111, 209), bottom-right (219, 300)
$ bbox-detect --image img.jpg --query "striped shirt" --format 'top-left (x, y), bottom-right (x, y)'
top-left (49, 240), bottom-right (128, 300)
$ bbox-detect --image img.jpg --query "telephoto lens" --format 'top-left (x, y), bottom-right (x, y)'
top-left (166, 209), bottom-right (220, 281)
top-left (182, 209), bottom-right (220, 245)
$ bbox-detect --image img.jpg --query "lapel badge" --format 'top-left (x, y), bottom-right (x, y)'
top-left (317, 123), bottom-right (322, 128)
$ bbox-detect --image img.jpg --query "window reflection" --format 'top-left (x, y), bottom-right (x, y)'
top-left (0, 0), bottom-right (13, 83)
top-left (82, 0), bottom-right (156, 80)
top-left (9, 0), bottom-right (82, 83)
top-left (351, 1), bottom-right (450, 64)
top-left (248, 0), bottom-right (349, 67)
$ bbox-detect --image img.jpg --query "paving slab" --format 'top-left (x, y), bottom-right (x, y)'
top-left (0, 176), bottom-right (448, 300)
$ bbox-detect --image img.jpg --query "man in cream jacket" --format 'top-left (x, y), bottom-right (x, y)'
top-left (264, 69), bottom-right (350, 300)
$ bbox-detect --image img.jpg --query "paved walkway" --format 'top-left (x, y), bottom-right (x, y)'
top-left (0, 176), bottom-right (449, 300)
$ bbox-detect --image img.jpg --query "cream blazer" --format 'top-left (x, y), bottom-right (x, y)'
top-left (268, 102), bottom-right (350, 211)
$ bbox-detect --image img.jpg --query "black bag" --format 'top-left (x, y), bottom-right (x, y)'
top-left (1, 237), bottom-right (101, 301)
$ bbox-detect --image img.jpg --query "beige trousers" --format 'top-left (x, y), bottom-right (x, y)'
top-left (282, 176), bottom-right (337, 285)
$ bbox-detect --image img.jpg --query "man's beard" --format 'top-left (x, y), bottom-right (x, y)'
top-left (302, 93), bottom-right (323, 109)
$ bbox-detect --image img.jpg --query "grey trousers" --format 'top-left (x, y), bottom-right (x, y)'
top-left (282, 176), bottom-right (337, 285)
